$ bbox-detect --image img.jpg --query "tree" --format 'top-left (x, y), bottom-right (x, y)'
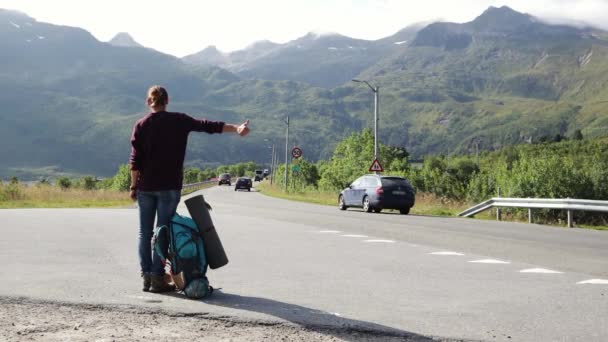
top-left (184, 168), bottom-right (201, 184)
top-left (80, 176), bottom-right (97, 190)
top-left (572, 129), bottom-right (583, 141)
top-left (112, 164), bottom-right (131, 191)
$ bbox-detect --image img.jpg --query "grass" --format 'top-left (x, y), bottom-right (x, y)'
top-left (0, 184), bottom-right (132, 208)
top-left (0, 181), bottom-right (219, 209)
top-left (256, 181), bottom-right (476, 217)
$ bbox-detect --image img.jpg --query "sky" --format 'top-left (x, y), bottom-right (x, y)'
top-left (1, 0), bottom-right (607, 57)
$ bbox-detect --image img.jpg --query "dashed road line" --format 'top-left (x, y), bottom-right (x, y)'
top-left (519, 268), bottom-right (563, 274)
top-left (341, 234), bottom-right (368, 238)
top-left (318, 230), bottom-right (341, 233)
top-left (363, 239), bottom-right (396, 243)
top-left (577, 279), bottom-right (608, 285)
top-left (469, 259), bottom-right (510, 264)
top-left (429, 251), bottom-right (465, 256)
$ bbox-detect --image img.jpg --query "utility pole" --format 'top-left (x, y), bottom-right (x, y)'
top-left (270, 144), bottom-right (275, 185)
top-left (373, 84), bottom-right (379, 162)
top-left (284, 115), bottom-right (289, 191)
top-left (352, 79), bottom-right (380, 172)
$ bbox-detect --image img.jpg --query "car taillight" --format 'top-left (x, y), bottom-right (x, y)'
top-left (376, 187), bottom-right (384, 195)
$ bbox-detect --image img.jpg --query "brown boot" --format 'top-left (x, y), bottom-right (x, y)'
top-left (149, 274), bottom-right (176, 293)
top-left (142, 274), bottom-right (151, 292)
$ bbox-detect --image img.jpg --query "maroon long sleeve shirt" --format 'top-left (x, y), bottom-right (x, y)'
top-left (129, 111), bottom-right (225, 191)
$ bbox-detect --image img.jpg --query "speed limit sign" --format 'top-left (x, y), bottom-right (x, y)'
top-left (291, 146), bottom-right (303, 159)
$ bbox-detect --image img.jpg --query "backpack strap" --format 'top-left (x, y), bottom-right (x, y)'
top-left (152, 225), bottom-right (169, 263)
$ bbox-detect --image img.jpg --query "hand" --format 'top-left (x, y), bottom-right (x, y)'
top-left (237, 119), bottom-right (250, 136)
top-left (130, 189), bottom-right (137, 201)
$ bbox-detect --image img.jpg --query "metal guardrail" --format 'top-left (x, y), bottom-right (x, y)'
top-left (459, 197), bottom-right (608, 228)
top-left (182, 180), bottom-right (215, 191)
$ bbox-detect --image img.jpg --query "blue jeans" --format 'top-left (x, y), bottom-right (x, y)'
top-left (137, 190), bottom-right (181, 276)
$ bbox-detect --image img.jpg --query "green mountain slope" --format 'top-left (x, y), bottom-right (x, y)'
top-left (1, 6), bottom-right (607, 179)
top-left (351, 6), bottom-right (608, 156)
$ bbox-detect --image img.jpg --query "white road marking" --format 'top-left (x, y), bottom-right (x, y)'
top-left (341, 234), bottom-right (368, 238)
top-left (364, 239), bottom-right (395, 243)
top-left (520, 268), bottom-right (563, 274)
top-left (429, 251), bottom-right (464, 256)
top-left (469, 259), bottom-right (510, 264)
top-left (318, 230), bottom-right (341, 233)
top-left (577, 279), bottom-right (608, 285)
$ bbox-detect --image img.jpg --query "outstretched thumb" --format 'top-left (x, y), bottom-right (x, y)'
top-left (243, 119), bottom-right (250, 126)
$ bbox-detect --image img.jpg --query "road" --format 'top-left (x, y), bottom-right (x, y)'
top-left (2, 185), bottom-right (607, 341)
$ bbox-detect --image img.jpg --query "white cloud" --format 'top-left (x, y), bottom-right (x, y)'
top-left (0, 0), bottom-right (606, 57)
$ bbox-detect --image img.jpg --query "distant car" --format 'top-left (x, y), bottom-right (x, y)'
top-left (234, 177), bottom-right (252, 191)
top-left (254, 170), bottom-right (264, 182)
top-left (338, 175), bottom-right (415, 214)
top-left (218, 173), bottom-right (231, 186)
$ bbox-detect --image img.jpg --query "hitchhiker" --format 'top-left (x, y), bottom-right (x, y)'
top-left (129, 85), bottom-right (249, 292)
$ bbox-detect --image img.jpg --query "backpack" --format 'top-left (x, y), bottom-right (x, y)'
top-left (153, 213), bottom-right (213, 299)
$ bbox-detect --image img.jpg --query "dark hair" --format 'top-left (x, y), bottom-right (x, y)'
top-left (147, 85), bottom-right (168, 108)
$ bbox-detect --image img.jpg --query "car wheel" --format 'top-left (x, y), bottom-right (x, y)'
top-left (374, 208), bottom-right (382, 213)
top-left (338, 195), bottom-right (347, 211)
top-left (363, 196), bottom-right (373, 213)
top-left (399, 207), bottom-right (410, 215)
top-left (218, 182), bottom-right (221, 186)
top-left (228, 183), bottom-right (231, 186)
top-left (248, 188), bottom-right (251, 192)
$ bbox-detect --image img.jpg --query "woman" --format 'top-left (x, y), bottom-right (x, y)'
top-left (129, 85), bottom-right (249, 292)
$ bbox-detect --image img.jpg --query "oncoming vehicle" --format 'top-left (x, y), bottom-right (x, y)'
top-left (218, 173), bottom-right (231, 186)
top-left (338, 175), bottom-right (415, 214)
top-left (234, 177), bottom-right (252, 191)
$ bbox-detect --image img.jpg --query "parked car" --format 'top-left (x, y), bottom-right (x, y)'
top-left (234, 177), bottom-right (252, 191)
top-left (254, 170), bottom-right (264, 182)
top-left (218, 173), bottom-right (231, 186)
top-left (338, 175), bottom-right (415, 214)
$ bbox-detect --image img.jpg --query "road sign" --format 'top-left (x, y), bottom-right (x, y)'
top-left (292, 164), bottom-right (301, 172)
top-left (369, 159), bottom-right (384, 172)
top-left (291, 146), bottom-right (303, 159)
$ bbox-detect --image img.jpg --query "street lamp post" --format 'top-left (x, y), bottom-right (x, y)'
top-left (352, 79), bottom-right (379, 167)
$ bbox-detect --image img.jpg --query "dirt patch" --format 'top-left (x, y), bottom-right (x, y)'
top-left (0, 297), bottom-right (449, 341)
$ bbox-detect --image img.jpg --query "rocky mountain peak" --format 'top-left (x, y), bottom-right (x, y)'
top-left (471, 6), bottom-right (534, 32)
top-left (108, 32), bottom-right (142, 48)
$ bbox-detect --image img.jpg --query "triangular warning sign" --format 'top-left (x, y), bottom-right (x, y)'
top-left (369, 159), bottom-right (384, 172)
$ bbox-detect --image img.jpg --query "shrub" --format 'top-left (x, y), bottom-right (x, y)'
top-left (56, 177), bottom-right (72, 190)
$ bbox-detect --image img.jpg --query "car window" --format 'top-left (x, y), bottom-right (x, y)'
top-left (381, 177), bottom-right (411, 187)
top-left (351, 176), bottom-right (365, 187)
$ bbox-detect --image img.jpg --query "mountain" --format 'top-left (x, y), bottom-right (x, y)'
top-left (184, 28), bottom-right (421, 88)
top-left (355, 6), bottom-right (608, 155)
top-left (108, 32), bottom-right (143, 48)
top-left (1, 6), bottom-right (608, 179)
top-left (182, 45), bottom-right (228, 66)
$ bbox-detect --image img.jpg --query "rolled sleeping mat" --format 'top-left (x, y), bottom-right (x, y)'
top-left (184, 194), bottom-right (229, 269)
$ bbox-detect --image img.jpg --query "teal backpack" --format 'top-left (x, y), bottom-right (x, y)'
top-left (153, 213), bottom-right (213, 299)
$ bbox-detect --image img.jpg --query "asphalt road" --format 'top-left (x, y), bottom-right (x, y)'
top-left (2, 185), bottom-right (607, 341)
